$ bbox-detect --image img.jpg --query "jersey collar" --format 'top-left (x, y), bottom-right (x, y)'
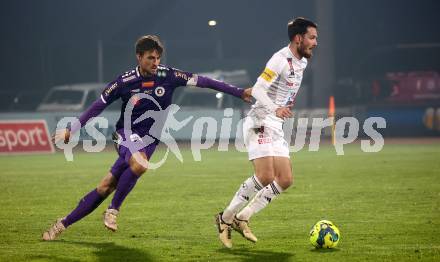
top-left (287, 44), bottom-right (301, 61)
top-left (287, 45), bottom-right (307, 65)
top-left (136, 66), bottom-right (155, 80)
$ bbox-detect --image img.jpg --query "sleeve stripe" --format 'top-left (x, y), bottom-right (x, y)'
top-left (100, 94), bottom-right (107, 104)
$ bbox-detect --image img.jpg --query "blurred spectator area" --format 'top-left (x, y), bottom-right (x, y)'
top-left (334, 44), bottom-right (440, 107)
top-left (0, 90), bottom-right (45, 112)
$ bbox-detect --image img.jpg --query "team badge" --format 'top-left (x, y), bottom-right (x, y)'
top-left (155, 86), bottom-right (165, 97)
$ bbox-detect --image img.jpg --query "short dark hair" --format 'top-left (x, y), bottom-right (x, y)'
top-left (135, 35), bottom-right (164, 55)
top-left (287, 17), bottom-right (317, 41)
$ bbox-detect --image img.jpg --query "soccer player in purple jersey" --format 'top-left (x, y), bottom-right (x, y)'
top-left (42, 35), bottom-right (252, 241)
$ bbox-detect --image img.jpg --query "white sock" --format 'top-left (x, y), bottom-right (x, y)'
top-left (236, 181), bottom-right (283, 221)
top-left (222, 175), bottom-right (263, 224)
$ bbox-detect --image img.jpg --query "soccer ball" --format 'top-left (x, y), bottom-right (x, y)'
top-left (309, 220), bottom-right (340, 248)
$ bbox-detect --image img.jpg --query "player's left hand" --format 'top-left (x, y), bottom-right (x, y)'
top-left (52, 128), bottom-right (71, 144)
top-left (241, 88), bottom-right (253, 103)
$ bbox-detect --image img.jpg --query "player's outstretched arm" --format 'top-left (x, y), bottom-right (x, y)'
top-left (195, 75), bottom-right (251, 102)
top-left (52, 98), bottom-right (107, 144)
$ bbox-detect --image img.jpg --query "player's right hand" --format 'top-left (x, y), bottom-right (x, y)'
top-left (241, 87), bottom-right (253, 103)
top-left (275, 105), bottom-right (293, 119)
top-left (52, 128), bottom-right (71, 144)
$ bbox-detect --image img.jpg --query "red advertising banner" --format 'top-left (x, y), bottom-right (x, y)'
top-left (387, 71), bottom-right (440, 103)
top-left (0, 120), bottom-right (54, 154)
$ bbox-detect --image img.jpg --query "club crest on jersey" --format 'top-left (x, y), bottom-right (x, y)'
top-left (142, 81), bottom-right (154, 88)
top-left (155, 86), bottom-right (165, 97)
top-left (287, 58), bottom-right (295, 77)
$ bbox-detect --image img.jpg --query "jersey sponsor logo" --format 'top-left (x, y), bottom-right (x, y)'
top-left (257, 136), bottom-right (272, 144)
top-left (142, 81), bottom-right (155, 88)
top-left (287, 58), bottom-right (295, 77)
top-left (286, 81), bottom-right (299, 88)
top-left (155, 86), bottom-right (165, 97)
top-left (257, 128), bottom-right (272, 144)
top-left (104, 82), bottom-right (118, 96)
top-left (122, 75), bottom-right (137, 83)
top-left (0, 120), bottom-right (54, 154)
top-left (260, 67), bottom-right (276, 82)
top-left (174, 71), bottom-right (189, 81)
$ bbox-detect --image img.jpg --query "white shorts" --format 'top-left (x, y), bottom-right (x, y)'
top-left (243, 115), bottom-right (290, 160)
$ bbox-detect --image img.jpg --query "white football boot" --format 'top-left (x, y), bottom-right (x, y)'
top-left (103, 208), bottom-right (119, 231)
top-left (232, 216), bottom-right (258, 243)
top-left (215, 212), bottom-right (232, 248)
top-left (42, 218), bottom-right (66, 241)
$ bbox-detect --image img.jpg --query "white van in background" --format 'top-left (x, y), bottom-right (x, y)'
top-left (37, 83), bottom-right (110, 112)
top-left (37, 70), bottom-right (251, 112)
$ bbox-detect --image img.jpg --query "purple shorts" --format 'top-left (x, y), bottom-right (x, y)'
top-left (109, 129), bottom-right (158, 180)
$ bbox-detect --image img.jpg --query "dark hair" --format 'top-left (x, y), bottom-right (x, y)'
top-left (135, 35), bottom-right (164, 55)
top-left (287, 17), bottom-right (317, 41)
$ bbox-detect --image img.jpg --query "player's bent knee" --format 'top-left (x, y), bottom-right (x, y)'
top-left (97, 185), bottom-right (113, 197)
top-left (256, 170), bottom-right (275, 186)
top-left (129, 162), bottom-right (148, 176)
top-left (129, 153), bottom-right (149, 176)
top-left (275, 171), bottom-right (293, 190)
top-left (97, 174), bottom-right (117, 197)
top-left (97, 183), bottom-right (114, 197)
top-left (276, 171), bottom-right (294, 190)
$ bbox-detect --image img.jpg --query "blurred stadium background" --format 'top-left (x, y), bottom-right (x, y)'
top-left (1, 1), bottom-right (440, 261)
top-left (1, 0), bottom-right (440, 139)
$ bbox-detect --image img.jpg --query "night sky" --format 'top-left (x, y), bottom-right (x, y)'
top-left (1, 0), bottom-right (439, 103)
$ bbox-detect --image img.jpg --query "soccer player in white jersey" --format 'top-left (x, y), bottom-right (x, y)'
top-left (215, 17), bottom-right (318, 248)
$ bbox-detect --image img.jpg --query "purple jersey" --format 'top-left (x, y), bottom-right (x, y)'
top-left (101, 65), bottom-right (193, 139)
top-left (71, 64), bottom-right (244, 148)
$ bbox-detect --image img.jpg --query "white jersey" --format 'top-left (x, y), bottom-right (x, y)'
top-left (248, 46), bottom-right (308, 125)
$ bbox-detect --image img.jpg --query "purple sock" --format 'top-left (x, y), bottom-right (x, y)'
top-left (62, 189), bottom-right (105, 228)
top-left (109, 168), bottom-right (139, 210)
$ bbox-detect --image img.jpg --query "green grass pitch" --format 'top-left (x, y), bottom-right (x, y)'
top-left (0, 142), bottom-right (439, 261)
